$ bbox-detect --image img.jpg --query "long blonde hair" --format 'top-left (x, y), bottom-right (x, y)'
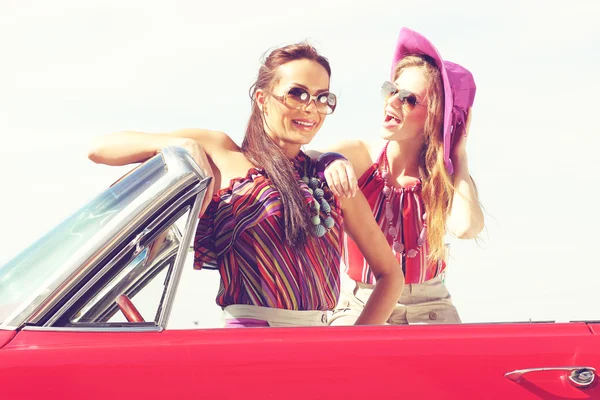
top-left (393, 55), bottom-right (453, 262)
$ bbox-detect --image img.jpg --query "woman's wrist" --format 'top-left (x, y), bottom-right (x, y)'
top-left (316, 152), bottom-right (348, 180)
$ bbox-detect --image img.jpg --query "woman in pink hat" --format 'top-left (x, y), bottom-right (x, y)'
top-left (318, 27), bottom-right (484, 325)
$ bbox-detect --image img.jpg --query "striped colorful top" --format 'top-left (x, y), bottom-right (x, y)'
top-left (194, 151), bottom-right (343, 311)
top-left (344, 145), bottom-right (446, 285)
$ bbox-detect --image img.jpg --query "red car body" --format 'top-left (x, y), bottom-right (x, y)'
top-left (2, 323), bottom-right (599, 399)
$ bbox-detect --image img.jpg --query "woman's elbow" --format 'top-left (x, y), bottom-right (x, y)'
top-left (87, 143), bottom-right (106, 164)
top-left (392, 270), bottom-right (405, 293)
top-left (87, 143), bottom-right (103, 164)
top-left (87, 136), bottom-right (115, 165)
top-left (375, 266), bottom-right (405, 295)
top-left (88, 152), bottom-right (101, 165)
top-left (448, 218), bottom-right (484, 239)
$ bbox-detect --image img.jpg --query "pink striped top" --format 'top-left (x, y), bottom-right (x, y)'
top-left (344, 145), bottom-right (445, 285)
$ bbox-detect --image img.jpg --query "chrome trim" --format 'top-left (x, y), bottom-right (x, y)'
top-left (0, 326), bottom-right (18, 331)
top-left (43, 194), bottom-right (194, 327)
top-left (2, 156), bottom-right (168, 327)
top-left (31, 171), bottom-right (196, 325)
top-left (43, 235), bottom-right (146, 327)
top-left (570, 368), bottom-right (596, 388)
top-left (22, 325), bottom-right (163, 333)
top-left (82, 227), bottom-right (181, 324)
top-left (159, 188), bottom-right (207, 328)
top-left (505, 366), bottom-right (597, 389)
top-left (133, 227), bottom-right (154, 255)
top-left (2, 146), bottom-right (208, 329)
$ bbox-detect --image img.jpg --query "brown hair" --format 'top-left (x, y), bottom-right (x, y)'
top-left (393, 55), bottom-right (452, 262)
top-left (242, 42), bottom-right (331, 246)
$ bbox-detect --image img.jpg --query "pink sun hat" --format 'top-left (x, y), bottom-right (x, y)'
top-left (391, 27), bottom-right (476, 175)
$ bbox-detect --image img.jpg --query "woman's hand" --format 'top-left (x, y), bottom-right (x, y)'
top-left (451, 107), bottom-right (472, 161)
top-left (324, 159), bottom-right (358, 198)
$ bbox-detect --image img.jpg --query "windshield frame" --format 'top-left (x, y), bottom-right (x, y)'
top-left (0, 147), bottom-right (207, 330)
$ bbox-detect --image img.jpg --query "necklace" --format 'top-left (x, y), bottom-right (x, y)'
top-left (381, 141), bottom-right (427, 258)
top-left (293, 152), bottom-right (335, 238)
top-left (302, 175), bottom-right (335, 237)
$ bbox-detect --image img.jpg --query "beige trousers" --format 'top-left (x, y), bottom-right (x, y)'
top-left (329, 273), bottom-right (461, 326)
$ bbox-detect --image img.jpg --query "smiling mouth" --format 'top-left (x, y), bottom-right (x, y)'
top-left (292, 119), bottom-right (316, 128)
top-left (385, 113), bottom-right (401, 124)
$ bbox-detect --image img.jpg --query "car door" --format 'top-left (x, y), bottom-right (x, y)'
top-left (2, 321), bottom-right (599, 399)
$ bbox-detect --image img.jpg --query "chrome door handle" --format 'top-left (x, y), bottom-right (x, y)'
top-left (505, 367), bottom-right (596, 388)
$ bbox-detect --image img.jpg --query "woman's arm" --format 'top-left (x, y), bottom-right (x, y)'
top-left (88, 129), bottom-right (233, 166)
top-left (307, 140), bottom-right (374, 198)
top-left (88, 129), bottom-right (230, 215)
top-left (446, 155), bottom-right (484, 238)
top-left (340, 192), bottom-right (404, 325)
top-left (447, 109), bottom-right (485, 239)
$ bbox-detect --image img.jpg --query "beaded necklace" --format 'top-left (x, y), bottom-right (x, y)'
top-left (293, 152), bottom-right (335, 238)
top-left (302, 175), bottom-right (335, 237)
top-left (381, 141), bottom-right (427, 258)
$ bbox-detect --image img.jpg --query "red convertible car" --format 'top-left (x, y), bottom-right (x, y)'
top-left (0, 147), bottom-right (598, 399)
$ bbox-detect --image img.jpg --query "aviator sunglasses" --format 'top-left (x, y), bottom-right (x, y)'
top-left (381, 81), bottom-right (426, 111)
top-left (266, 86), bottom-right (337, 115)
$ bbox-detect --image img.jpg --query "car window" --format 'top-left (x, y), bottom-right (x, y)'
top-left (68, 208), bottom-right (191, 327)
top-left (0, 157), bottom-right (167, 327)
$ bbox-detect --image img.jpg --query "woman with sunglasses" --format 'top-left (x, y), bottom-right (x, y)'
top-left (318, 27), bottom-right (484, 325)
top-left (88, 42), bottom-right (403, 328)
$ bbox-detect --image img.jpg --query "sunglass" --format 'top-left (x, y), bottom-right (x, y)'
top-left (266, 86), bottom-right (337, 115)
top-left (380, 81), bottom-right (426, 111)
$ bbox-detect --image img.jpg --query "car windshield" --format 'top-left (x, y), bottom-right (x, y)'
top-left (0, 157), bottom-right (166, 327)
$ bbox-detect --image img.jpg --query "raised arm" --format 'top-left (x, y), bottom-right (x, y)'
top-left (446, 109), bottom-right (485, 239)
top-left (339, 192), bottom-right (404, 325)
top-left (87, 128), bottom-right (235, 216)
top-left (88, 128), bottom-right (234, 166)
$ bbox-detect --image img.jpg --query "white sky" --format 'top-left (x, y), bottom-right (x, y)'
top-left (1, 0), bottom-right (599, 326)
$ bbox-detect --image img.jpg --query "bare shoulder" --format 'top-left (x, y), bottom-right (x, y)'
top-left (363, 138), bottom-right (388, 160)
top-left (166, 128), bottom-right (248, 175)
